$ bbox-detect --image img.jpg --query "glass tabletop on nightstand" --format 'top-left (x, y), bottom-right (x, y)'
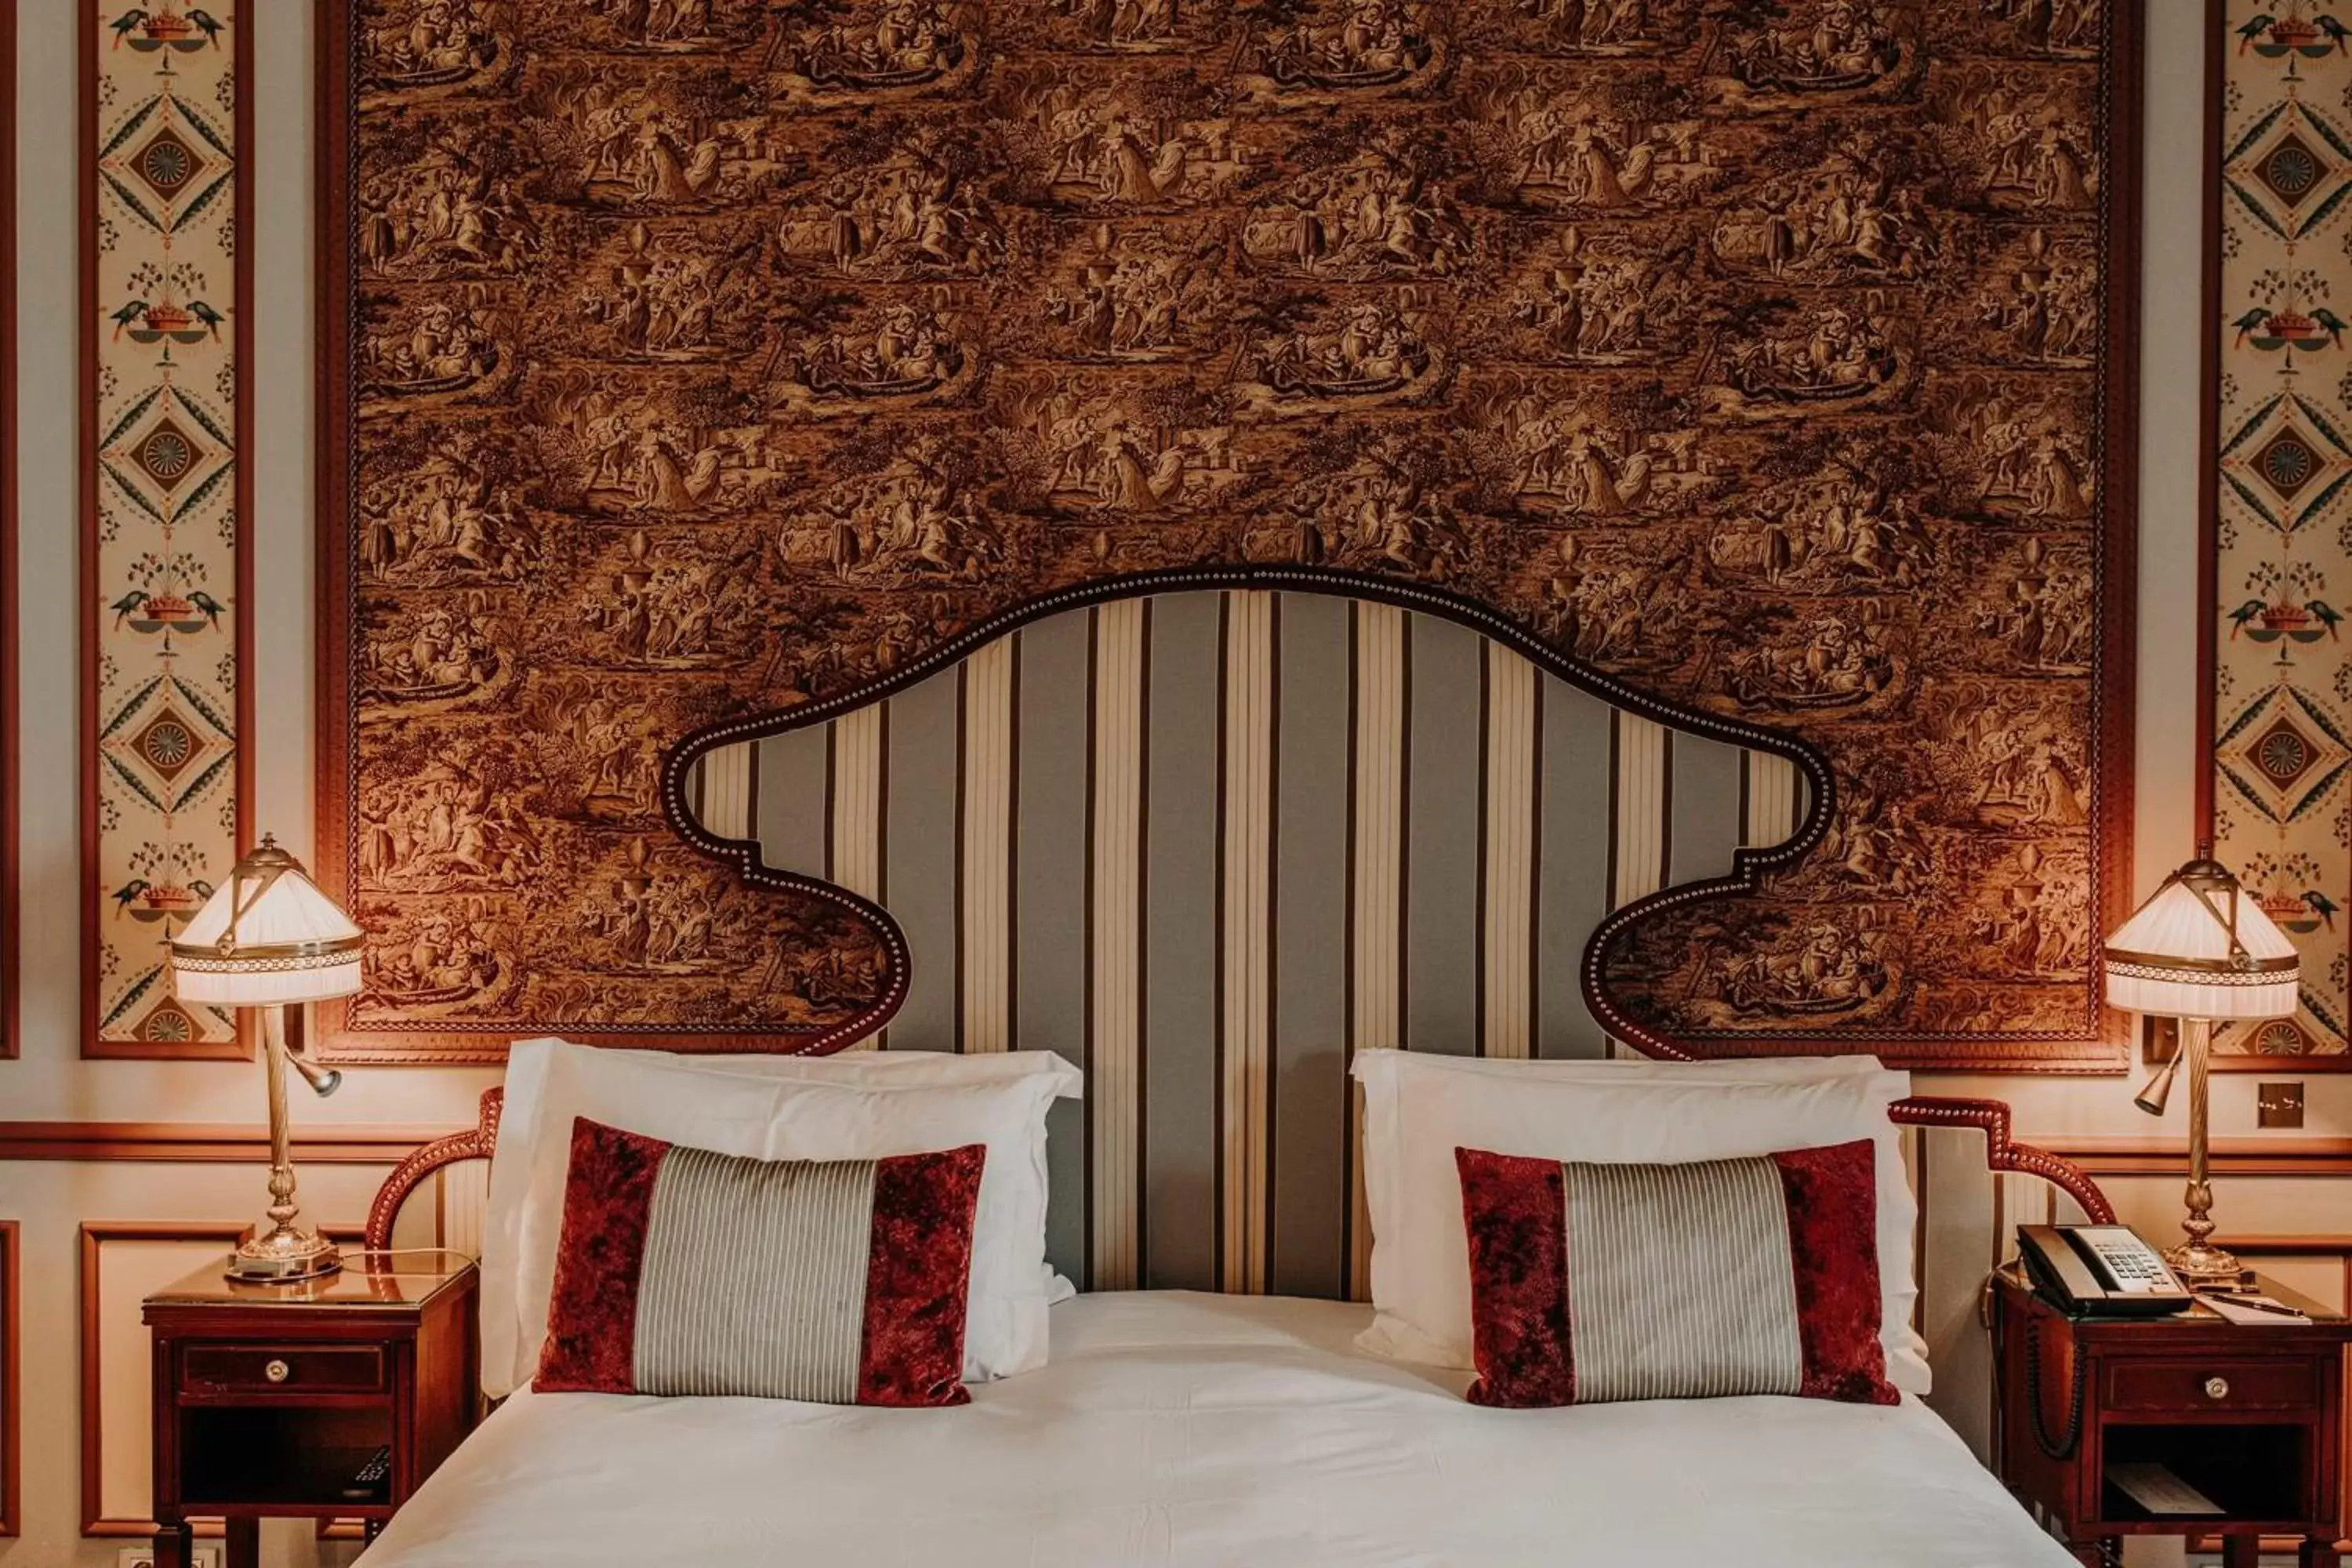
top-left (1997, 1261), bottom-right (2350, 1326)
top-left (146, 1248), bottom-right (477, 1308)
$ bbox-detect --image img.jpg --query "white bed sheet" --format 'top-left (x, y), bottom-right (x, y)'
top-left (361, 1291), bottom-right (2071, 1568)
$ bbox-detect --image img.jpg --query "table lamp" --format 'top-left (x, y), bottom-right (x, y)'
top-left (169, 834), bottom-right (364, 1281)
top-left (2103, 851), bottom-right (2300, 1287)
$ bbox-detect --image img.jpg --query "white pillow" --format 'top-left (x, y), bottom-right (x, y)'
top-left (1351, 1049), bottom-right (1928, 1395)
top-left (482, 1039), bottom-right (1081, 1398)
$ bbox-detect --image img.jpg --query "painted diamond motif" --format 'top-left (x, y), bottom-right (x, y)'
top-left (2256, 131), bottom-right (2327, 206)
top-left (2253, 714), bottom-right (2319, 786)
top-left (2219, 392), bottom-right (2352, 534)
top-left (132, 416), bottom-right (204, 493)
top-left (131, 126), bottom-right (205, 200)
top-left (136, 999), bottom-right (198, 1043)
top-left (99, 672), bottom-right (235, 814)
top-left (2218, 684), bottom-right (2352, 823)
top-left (2226, 100), bottom-right (2352, 240)
top-left (129, 706), bottom-right (205, 782)
top-left (100, 387), bottom-right (234, 524)
top-left (97, 93), bottom-right (234, 238)
top-left (2255, 429), bottom-right (2321, 499)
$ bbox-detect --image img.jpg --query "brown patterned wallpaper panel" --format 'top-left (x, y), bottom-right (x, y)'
top-left (318, 0), bottom-right (2139, 1065)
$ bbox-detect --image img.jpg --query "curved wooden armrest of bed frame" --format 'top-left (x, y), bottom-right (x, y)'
top-left (362, 1086), bottom-right (2113, 1251)
top-left (366, 1085), bottom-right (506, 1250)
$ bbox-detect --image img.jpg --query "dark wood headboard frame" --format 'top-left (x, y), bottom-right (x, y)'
top-left (363, 1083), bottom-right (2115, 1252)
top-left (659, 566), bottom-right (1842, 1065)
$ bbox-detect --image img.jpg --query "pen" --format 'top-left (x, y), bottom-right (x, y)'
top-left (2199, 1292), bottom-right (2309, 1319)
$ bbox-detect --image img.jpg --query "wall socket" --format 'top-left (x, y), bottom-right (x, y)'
top-left (2258, 1081), bottom-right (2307, 1130)
top-left (118, 1546), bottom-right (223, 1568)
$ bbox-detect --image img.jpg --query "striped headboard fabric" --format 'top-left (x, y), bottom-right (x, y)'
top-left (688, 590), bottom-right (1807, 1298)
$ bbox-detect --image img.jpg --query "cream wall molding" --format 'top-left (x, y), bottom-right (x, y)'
top-left (0, 1123), bottom-right (442, 1163)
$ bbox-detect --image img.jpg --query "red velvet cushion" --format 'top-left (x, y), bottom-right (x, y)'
top-left (537, 1116), bottom-right (985, 1407)
top-left (1457, 1138), bottom-right (1897, 1410)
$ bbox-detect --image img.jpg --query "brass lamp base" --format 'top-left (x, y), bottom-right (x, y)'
top-left (227, 1224), bottom-right (341, 1283)
top-left (2162, 1239), bottom-right (2246, 1290)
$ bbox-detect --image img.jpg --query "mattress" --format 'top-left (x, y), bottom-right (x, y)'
top-left (360, 1291), bottom-right (2072, 1567)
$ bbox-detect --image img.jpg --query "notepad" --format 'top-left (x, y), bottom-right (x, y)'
top-left (2199, 1292), bottom-right (2312, 1326)
top-left (2109, 1462), bottom-right (2221, 1516)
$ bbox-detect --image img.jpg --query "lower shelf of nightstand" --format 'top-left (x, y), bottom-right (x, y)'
top-left (2091, 1421), bottom-right (2313, 1530)
top-left (179, 1406), bottom-right (393, 1513)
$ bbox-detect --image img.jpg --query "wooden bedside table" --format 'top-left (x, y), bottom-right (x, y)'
top-left (142, 1250), bottom-right (479, 1568)
top-left (1992, 1266), bottom-right (2352, 1567)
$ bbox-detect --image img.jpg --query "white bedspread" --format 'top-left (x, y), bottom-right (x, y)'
top-left (361, 1291), bottom-right (2071, 1567)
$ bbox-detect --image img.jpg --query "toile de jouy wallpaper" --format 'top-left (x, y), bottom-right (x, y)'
top-left (320, 0), bottom-right (2136, 1064)
top-left (2207, 0), bottom-right (2352, 1065)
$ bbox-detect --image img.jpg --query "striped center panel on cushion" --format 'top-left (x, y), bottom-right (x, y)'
top-left (686, 590), bottom-right (1804, 1300)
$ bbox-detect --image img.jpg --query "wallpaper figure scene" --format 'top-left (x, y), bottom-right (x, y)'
top-left (87, 0), bottom-right (249, 1056)
top-left (321, 0), bottom-right (2136, 1065)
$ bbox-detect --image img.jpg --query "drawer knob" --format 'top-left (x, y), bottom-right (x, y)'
top-left (263, 1358), bottom-right (291, 1385)
top-left (2204, 1375), bottom-right (2230, 1401)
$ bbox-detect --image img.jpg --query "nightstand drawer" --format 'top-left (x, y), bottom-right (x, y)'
top-left (183, 1342), bottom-right (387, 1396)
top-left (2103, 1356), bottom-right (2322, 1414)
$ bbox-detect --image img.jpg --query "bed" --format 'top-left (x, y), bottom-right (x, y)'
top-left (358, 1290), bottom-right (2075, 1567)
top-left (353, 592), bottom-right (2103, 1566)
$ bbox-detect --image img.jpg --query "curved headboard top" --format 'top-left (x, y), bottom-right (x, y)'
top-left (676, 583), bottom-right (1825, 1063)
top-left (669, 585), bottom-right (1825, 1293)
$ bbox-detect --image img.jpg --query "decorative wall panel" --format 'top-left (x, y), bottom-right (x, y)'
top-left (2203, 1), bottom-right (2352, 1067)
top-left (84, 0), bottom-right (251, 1058)
top-left (319, 0), bottom-right (2141, 1067)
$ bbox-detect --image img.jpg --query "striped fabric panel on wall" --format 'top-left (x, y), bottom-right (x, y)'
top-left (733, 591), bottom-right (1766, 1295)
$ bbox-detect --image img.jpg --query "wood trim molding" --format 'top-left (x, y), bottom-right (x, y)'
top-left (1, 1221), bottom-right (19, 1537)
top-left (0, 1123), bottom-right (454, 1163)
top-left (2042, 1136), bottom-right (2352, 1177)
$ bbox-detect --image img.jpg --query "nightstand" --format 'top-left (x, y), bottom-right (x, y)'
top-left (142, 1250), bottom-right (479, 1568)
top-left (1992, 1266), bottom-right (2352, 1567)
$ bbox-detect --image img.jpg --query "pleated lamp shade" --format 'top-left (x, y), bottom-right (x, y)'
top-left (2103, 858), bottom-right (2299, 1022)
top-left (169, 837), bottom-right (364, 1007)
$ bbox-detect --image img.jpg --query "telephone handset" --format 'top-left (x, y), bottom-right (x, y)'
top-left (2017, 1225), bottom-right (2193, 1318)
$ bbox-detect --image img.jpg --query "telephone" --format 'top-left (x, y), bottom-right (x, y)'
top-left (2016, 1225), bottom-right (2193, 1318)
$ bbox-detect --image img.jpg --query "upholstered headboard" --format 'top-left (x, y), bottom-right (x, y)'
top-left (681, 587), bottom-right (1812, 1295)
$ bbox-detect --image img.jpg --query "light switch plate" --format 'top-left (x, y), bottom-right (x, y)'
top-left (118, 1546), bottom-right (223, 1568)
top-left (2258, 1080), bottom-right (2306, 1130)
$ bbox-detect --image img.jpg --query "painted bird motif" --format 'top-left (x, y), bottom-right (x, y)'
top-left (2320, 14), bottom-right (2350, 51)
top-left (2239, 13), bottom-right (2278, 50)
top-left (2313, 307), bottom-right (2348, 348)
top-left (2232, 307), bottom-right (2273, 347)
top-left (188, 300), bottom-right (227, 340)
top-left (2229, 598), bottom-right (2269, 637)
top-left (111, 880), bottom-right (148, 916)
top-left (109, 299), bottom-right (148, 341)
top-left (187, 8), bottom-right (223, 46)
top-left (2309, 600), bottom-right (2345, 637)
top-left (189, 590), bottom-right (227, 627)
top-left (2306, 889), bottom-right (2340, 930)
top-left (107, 9), bottom-right (148, 48)
top-left (108, 590), bottom-right (149, 628)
